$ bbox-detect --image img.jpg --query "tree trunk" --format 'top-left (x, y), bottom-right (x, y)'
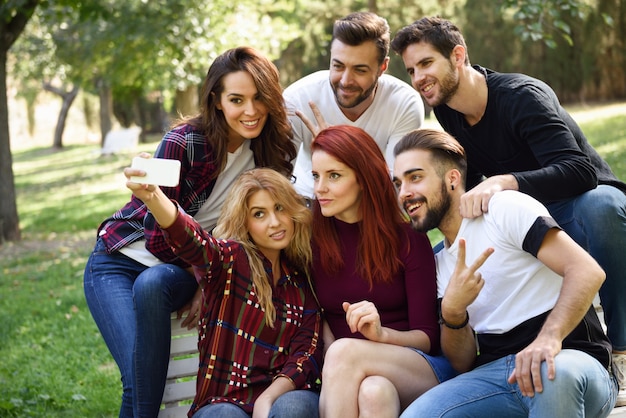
top-left (0, 51), bottom-right (20, 243)
top-left (43, 83), bottom-right (80, 149)
top-left (368, 0), bottom-right (377, 13)
top-left (0, 0), bottom-right (40, 243)
top-left (174, 85), bottom-right (199, 118)
top-left (97, 78), bottom-right (113, 146)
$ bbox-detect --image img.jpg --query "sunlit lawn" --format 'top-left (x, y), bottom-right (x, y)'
top-left (1, 141), bottom-right (157, 417)
top-left (1, 105), bottom-right (626, 416)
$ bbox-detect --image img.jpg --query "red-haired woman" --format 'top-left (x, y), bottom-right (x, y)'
top-left (310, 125), bottom-right (456, 418)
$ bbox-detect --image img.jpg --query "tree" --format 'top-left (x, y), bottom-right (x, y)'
top-left (0, 0), bottom-right (40, 243)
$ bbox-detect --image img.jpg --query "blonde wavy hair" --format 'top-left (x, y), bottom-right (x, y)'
top-left (212, 168), bottom-right (313, 327)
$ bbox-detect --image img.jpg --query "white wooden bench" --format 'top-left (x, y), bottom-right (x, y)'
top-left (596, 303), bottom-right (626, 417)
top-left (158, 316), bottom-right (198, 418)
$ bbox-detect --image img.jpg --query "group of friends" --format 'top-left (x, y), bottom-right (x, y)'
top-left (83, 11), bottom-right (626, 418)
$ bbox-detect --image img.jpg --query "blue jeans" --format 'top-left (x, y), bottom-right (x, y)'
top-left (401, 349), bottom-right (617, 418)
top-left (83, 238), bottom-right (198, 418)
top-left (191, 390), bottom-right (320, 418)
top-left (546, 185), bottom-right (626, 351)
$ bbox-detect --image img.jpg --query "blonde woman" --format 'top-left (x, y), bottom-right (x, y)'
top-left (125, 166), bottom-right (322, 418)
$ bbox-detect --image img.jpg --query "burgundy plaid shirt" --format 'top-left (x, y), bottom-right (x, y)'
top-left (97, 124), bottom-right (220, 266)
top-left (162, 208), bottom-right (323, 415)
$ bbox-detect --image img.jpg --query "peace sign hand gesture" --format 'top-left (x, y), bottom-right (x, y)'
top-left (441, 238), bottom-right (494, 321)
top-left (294, 101), bottom-right (330, 138)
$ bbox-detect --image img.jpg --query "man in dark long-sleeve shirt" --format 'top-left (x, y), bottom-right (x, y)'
top-left (392, 16), bottom-right (626, 406)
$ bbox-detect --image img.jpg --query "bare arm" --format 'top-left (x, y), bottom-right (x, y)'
top-left (439, 239), bottom-right (494, 372)
top-left (507, 228), bottom-right (604, 396)
top-left (124, 154), bottom-right (178, 228)
top-left (252, 376), bottom-right (295, 418)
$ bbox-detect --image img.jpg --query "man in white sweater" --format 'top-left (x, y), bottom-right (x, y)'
top-left (284, 11), bottom-right (424, 198)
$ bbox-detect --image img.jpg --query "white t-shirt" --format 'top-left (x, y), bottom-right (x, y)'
top-left (193, 141), bottom-right (254, 231)
top-left (436, 190), bottom-right (562, 334)
top-left (283, 70), bottom-right (424, 197)
top-left (120, 141), bottom-right (254, 267)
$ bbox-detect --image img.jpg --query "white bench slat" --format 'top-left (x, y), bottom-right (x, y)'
top-left (162, 379), bottom-right (197, 404)
top-left (167, 356), bottom-right (198, 380)
top-left (158, 404), bottom-right (192, 418)
top-left (170, 335), bottom-right (198, 357)
top-left (611, 406), bottom-right (626, 417)
top-left (171, 317), bottom-right (198, 337)
top-left (160, 315), bottom-right (199, 417)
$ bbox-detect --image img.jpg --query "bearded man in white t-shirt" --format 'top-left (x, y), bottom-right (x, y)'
top-left (392, 128), bottom-right (617, 418)
top-left (283, 11), bottom-right (424, 198)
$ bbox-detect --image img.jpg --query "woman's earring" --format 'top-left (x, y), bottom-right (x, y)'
top-left (451, 184), bottom-right (455, 191)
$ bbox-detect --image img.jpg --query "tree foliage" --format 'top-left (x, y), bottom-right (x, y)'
top-left (3, 0), bottom-right (626, 243)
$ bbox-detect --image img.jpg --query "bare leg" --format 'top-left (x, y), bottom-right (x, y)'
top-left (319, 338), bottom-right (439, 418)
top-left (358, 376), bottom-right (400, 418)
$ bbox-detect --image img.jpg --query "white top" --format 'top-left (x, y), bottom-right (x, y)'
top-left (120, 141), bottom-right (255, 267)
top-left (436, 191), bottom-right (562, 334)
top-left (283, 70), bottom-right (424, 197)
top-left (193, 141), bottom-right (255, 230)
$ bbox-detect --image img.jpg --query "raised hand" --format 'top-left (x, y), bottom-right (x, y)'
top-left (124, 152), bottom-right (178, 228)
top-left (295, 101), bottom-right (330, 137)
top-left (441, 238), bottom-right (493, 321)
top-left (124, 153), bottom-right (161, 203)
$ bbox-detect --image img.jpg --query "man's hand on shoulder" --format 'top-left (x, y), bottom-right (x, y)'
top-left (460, 174), bottom-right (518, 218)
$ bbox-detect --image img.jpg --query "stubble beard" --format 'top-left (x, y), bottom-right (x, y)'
top-left (410, 182), bottom-right (451, 233)
top-left (333, 79), bottom-right (378, 109)
top-left (428, 61), bottom-right (460, 108)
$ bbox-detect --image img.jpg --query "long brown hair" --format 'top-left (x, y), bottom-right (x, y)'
top-left (176, 46), bottom-right (296, 178)
top-left (212, 168), bottom-right (312, 327)
top-left (311, 125), bottom-right (406, 286)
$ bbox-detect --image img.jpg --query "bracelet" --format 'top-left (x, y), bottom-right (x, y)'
top-left (439, 310), bottom-right (469, 329)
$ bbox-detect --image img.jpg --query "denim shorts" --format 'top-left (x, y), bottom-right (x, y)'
top-left (408, 348), bottom-right (458, 383)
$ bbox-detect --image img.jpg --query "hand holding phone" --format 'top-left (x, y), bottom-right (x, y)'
top-left (130, 157), bottom-right (181, 187)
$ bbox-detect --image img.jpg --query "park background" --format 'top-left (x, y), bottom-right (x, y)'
top-left (1, 0), bottom-right (626, 416)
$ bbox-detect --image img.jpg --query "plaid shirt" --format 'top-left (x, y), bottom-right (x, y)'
top-left (162, 208), bottom-right (323, 416)
top-left (97, 124), bottom-right (221, 266)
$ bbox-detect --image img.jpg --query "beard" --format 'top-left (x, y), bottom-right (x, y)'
top-left (408, 181), bottom-right (451, 233)
top-left (428, 61), bottom-right (460, 108)
top-left (332, 79), bottom-right (377, 109)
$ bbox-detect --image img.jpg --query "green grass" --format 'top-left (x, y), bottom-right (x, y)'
top-left (1, 105), bottom-right (626, 416)
top-left (1, 142), bottom-right (157, 417)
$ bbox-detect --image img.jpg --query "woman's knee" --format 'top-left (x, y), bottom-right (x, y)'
top-left (358, 376), bottom-right (400, 418)
top-left (323, 338), bottom-right (361, 372)
top-left (133, 264), bottom-right (184, 299)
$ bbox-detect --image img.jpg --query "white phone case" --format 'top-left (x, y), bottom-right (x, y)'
top-left (130, 157), bottom-right (181, 187)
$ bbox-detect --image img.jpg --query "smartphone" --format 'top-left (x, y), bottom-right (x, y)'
top-left (130, 157), bottom-right (181, 187)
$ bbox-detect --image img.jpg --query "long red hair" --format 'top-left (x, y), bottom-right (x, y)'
top-left (311, 125), bottom-right (407, 286)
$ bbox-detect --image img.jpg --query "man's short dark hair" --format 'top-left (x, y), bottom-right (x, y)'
top-left (394, 129), bottom-right (468, 185)
top-left (332, 12), bottom-right (390, 64)
top-left (391, 16), bottom-right (470, 65)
